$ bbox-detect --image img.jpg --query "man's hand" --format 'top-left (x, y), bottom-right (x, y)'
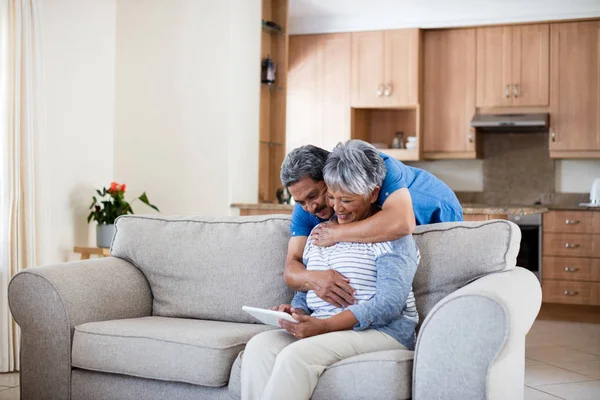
top-left (310, 221), bottom-right (339, 247)
top-left (279, 313), bottom-right (328, 339)
top-left (271, 304), bottom-right (307, 316)
top-left (309, 270), bottom-right (356, 308)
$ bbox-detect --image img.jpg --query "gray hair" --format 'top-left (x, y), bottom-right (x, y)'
top-left (324, 140), bottom-right (386, 196)
top-left (280, 145), bottom-right (330, 187)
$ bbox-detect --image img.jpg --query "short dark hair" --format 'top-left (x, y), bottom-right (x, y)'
top-left (280, 145), bottom-right (330, 187)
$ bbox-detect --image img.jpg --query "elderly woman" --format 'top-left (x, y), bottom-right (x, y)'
top-left (240, 140), bottom-right (420, 400)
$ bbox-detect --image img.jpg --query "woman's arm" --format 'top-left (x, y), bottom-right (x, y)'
top-left (347, 236), bottom-right (419, 329)
top-left (311, 189), bottom-right (416, 246)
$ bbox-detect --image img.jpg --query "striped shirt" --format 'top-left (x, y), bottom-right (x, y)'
top-left (302, 233), bottom-right (418, 322)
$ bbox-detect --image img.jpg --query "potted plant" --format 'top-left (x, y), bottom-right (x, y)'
top-left (88, 182), bottom-right (159, 248)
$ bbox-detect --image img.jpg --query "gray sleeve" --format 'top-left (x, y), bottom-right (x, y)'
top-left (348, 236), bottom-right (418, 329)
top-left (291, 291), bottom-right (311, 315)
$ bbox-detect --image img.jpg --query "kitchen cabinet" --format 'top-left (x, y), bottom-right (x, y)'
top-left (476, 24), bottom-right (549, 107)
top-left (287, 33), bottom-right (351, 152)
top-left (549, 21), bottom-right (600, 158)
top-left (351, 29), bottom-right (420, 107)
top-left (542, 210), bottom-right (600, 306)
top-left (423, 28), bottom-right (479, 158)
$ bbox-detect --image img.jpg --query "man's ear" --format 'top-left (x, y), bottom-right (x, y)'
top-left (370, 186), bottom-right (381, 204)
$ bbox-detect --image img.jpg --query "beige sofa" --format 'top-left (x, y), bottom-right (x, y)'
top-left (9, 215), bottom-right (541, 400)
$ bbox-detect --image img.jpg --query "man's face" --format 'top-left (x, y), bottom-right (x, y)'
top-left (288, 177), bottom-right (334, 220)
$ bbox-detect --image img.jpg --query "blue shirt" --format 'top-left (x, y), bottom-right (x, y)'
top-left (290, 153), bottom-right (463, 237)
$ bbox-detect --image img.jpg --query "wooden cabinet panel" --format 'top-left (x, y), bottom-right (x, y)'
top-left (542, 280), bottom-right (598, 305)
top-left (511, 24), bottom-right (549, 106)
top-left (287, 33), bottom-right (351, 152)
top-left (543, 211), bottom-right (595, 234)
top-left (543, 257), bottom-right (600, 282)
top-left (550, 21), bottom-right (600, 154)
top-left (476, 26), bottom-right (512, 107)
top-left (543, 233), bottom-right (596, 258)
top-left (384, 29), bottom-right (420, 106)
top-left (463, 214), bottom-right (508, 221)
top-left (423, 29), bottom-right (476, 155)
top-left (351, 31), bottom-right (385, 107)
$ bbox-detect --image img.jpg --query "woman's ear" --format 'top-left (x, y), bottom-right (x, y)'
top-left (370, 186), bottom-right (381, 204)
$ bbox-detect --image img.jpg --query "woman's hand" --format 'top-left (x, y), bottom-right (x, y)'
top-left (278, 313), bottom-right (328, 339)
top-left (310, 221), bottom-right (340, 247)
top-left (271, 304), bottom-right (307, 316)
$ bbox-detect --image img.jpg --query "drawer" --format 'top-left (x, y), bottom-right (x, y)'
top-left (542, 280), bottom-right (598, 305)
top-left (543, 233), bottom-right (597, 257)
top-left (543, 211), bottom-right (594, 234)
top-left (542, 257), bottom-right (600, 282)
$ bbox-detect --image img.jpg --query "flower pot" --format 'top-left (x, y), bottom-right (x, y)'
top-left (96, 224), bottom-right (116, 248)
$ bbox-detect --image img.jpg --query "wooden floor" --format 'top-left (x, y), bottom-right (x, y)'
top-left (537, 303), bottom-right (600, 324)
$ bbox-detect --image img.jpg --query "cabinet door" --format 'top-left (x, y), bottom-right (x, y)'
top-left (550, 21), bottom-right (600, 153)
top-left (351, 31), bottom-right (385, 107)
top-left (511, 24), bottom-right (549, 106)
top-left (384, 29), bottom-right (420, 106)
top-left (476, 26), bottom-right (512, 107)
top-left (423, 29), bottom-right (476, 155)
top-left (287, 34), bottom-right (351, 152)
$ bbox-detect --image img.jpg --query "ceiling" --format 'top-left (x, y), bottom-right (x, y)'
top-left (288, 0), bottom-right (600, 34)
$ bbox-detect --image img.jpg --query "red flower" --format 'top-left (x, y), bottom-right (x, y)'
top-left (120, 184), bottom-right (126, 193)
top-left (109, 182), bottom-right (119, 193)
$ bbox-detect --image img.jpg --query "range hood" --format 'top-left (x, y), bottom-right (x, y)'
top-left (470, 113), bottom-right (549, 133)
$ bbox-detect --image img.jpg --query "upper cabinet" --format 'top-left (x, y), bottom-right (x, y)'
top-left (476, 24), bottom-right (549, 107)
top-left (549, 21), bottom-right (600, 157)
top-left (287, 33), bottom-right (352, 152)
top-left (351, 29), bottom-right (420, 108)
top-left (423, 28), bottom-right (478, 158)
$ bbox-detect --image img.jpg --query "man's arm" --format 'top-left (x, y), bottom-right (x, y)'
top-left (312, 188), bottom-right (415, 246)
top-left (283, 236), bottom-right (356, 307)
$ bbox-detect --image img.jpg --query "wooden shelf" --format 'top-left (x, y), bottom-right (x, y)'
top-left (379, 148), bottom-right (420, 161)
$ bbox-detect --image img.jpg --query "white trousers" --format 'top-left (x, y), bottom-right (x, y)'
top-left (240, 329), bottom-right (405, 400)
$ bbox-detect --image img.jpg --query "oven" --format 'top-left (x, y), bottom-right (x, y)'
top-left (507, 213), bottom-right (542, 280)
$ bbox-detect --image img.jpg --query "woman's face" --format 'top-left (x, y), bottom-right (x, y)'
top-left (326, 187), bottom-right (380, 224)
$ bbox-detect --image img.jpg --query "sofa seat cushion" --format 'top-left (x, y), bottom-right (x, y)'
top-left (72, 316), bottom-right (274, 387)
top-left (228, 349), bottom-right (414, 400)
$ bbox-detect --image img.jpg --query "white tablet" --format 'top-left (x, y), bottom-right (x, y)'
top-left (242, 306), bottom-right (299, 327)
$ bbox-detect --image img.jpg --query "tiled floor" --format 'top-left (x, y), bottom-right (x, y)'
top-left (0, 320), bottom-right (599, 399)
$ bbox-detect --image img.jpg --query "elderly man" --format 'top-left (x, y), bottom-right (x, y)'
top-left (279, 141), bottom-right (462, 308)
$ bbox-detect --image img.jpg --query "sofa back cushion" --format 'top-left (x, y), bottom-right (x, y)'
top-left (412, 220), bottom-right (521, 323)
top-left (111, 215), bottom-right (294, 324)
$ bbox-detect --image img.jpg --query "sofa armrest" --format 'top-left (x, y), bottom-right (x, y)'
top-left (8, 257), bottom-right (152, 400)
top-left (413, 267), bottom-right (541, 400)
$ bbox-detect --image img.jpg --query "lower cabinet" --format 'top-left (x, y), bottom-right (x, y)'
top-left (542, 211), bottom-right (600, 305)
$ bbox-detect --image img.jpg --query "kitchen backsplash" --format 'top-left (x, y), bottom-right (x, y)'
top-left (454, 133), bottom-right (589, 206)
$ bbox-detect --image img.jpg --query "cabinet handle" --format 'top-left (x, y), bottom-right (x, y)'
top-left (504, 85), bottom-right (510, 99)
top-left (564, 266), bottom-right (580, 272)
top-left (376, 84), bottom-right (384, 97)
top-left (564, 242), bottom-right (580, 249)
top-left (384, 83), bottom-right (393, 96)
top-left (468, 131), bottom-right (474, 143)
top-left (565, 219), bottom-right (580, 225)
top-left (550, 127), bottom-right (556, 142)
top-left (513, 84), bottom-right (519, 98)
top-left (563, 290), bottom-right (579, 296)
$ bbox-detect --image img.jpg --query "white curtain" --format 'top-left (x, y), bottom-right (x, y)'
top-left (0, 0), bottom-right (42, 372)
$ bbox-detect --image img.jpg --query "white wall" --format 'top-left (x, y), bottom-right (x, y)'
top-left (409, 160), bottom-right (484, 192)
top-left (36, 0), bottom-right (116, 265)
top-left (556, 160), bottom-right (600, 193)
top-left (289, 0), bottom-right (600, 34)
top-left (115, 0), bottom-right (261, 216)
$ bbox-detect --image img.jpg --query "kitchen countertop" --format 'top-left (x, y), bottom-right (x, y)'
top-left (546, 204), bottom-right (600, 211)
top-left (232, 203), bottom-right (550, 215)
top-left (460, 204), bottom-right (548, 216)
